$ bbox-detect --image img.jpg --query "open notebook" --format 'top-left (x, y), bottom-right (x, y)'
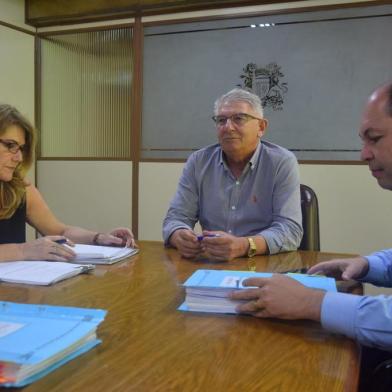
top-left (70, 244), bottom-right (139, 265)
top-left (0, 261), bottom-right (94, 286)
top-left (0, 245), bottom-right (138, 286)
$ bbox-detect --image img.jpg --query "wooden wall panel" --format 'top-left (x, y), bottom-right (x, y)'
top-left (26, 0), bottom-right (303, 26)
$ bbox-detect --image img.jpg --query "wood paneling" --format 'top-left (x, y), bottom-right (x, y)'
top-left (26, 0), bottom-right (306, 26)
top-left (131, 17), bottom-right (143, 239)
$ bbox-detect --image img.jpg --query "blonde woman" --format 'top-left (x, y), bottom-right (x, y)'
top-left (0, 104), bottom-right (135, 262)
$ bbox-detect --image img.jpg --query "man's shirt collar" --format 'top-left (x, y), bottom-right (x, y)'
top-left (219, 140), bottom-right (262, 171)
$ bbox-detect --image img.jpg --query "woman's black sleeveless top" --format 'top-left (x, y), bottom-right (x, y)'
top-left (0, 202), bottom-right (26, 244)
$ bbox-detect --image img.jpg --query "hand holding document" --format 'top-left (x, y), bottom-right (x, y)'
top-left (0, 245), bottom-right (138, 286)
top-left (179, 269), bottom-right (337, 314)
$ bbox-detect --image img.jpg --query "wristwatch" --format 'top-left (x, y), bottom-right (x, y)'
top-left (247, 237), bottom-right (257, 258)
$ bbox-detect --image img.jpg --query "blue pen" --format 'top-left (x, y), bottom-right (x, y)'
top-left (197, 234), bottom-right (221, 241)
top-left (54, 239), bottom-right (67, 244)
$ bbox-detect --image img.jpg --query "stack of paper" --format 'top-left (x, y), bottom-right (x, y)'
top-left (71, 244), bottom-right (139, 265)
top-left (0, 261), bottom-right (94, 286)
top-left (0, 301), bottom-right (106, 387)
top-left (179, 269), bottom-right (337, 314)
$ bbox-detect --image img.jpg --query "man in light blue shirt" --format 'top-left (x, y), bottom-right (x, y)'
top-left (163, 88), bottom-right (302, 261)
top-left (232, 82), bottom-right (392, 352)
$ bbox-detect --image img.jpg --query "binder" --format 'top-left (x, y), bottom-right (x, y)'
top-left (0, 301), bottom-right (106, 387)
top-left (179, 269), bottom-right (337, 314)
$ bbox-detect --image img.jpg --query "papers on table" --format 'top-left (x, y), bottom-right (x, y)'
top-left (0, 245), bottom-right (138, 286)
top-left (179, 269), bottom-right (337, 314)
top-left (0, 261), bottom-right (93, 286)
top-left (0, 301), bottom-right (106, 387)
top-left (71, 244), bottom-right (139, 265)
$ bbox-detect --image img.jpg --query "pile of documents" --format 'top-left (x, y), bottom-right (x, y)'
top-left (0, 246), bottom-right (135, 386)
top-left (179, 269), bottom-right (337, 314)
top-left (70, 244), bottom-right (139, 264)
top-left (0, 301), bottom-right (106, 387)
top-left (0, 244), bottom-right (139, 286)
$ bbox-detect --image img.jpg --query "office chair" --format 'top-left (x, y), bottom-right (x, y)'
top-left (369, 358), bottom-right (392, 392)
top-left (299, 184), bottom-right (320, 251)
top-left (359, 346), bottom-right (392, 392)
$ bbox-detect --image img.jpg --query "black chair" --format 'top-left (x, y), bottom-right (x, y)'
top-left (368, 358), bottom-right (392, 392)
top-left (299, 184), bottom-right (320, 251)
top-left (359, 346), bottom-right (392, 392)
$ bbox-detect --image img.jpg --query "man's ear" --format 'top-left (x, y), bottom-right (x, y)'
top-left (258, 118), bottom-right (268, 138)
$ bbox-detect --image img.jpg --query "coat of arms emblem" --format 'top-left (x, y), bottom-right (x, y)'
top-left (239, 62), bottom-right (288, 110)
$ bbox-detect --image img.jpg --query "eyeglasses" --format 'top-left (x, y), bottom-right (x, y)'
top-left (0, 139), bottom-right (27, 154)
top-left (212, 113), bottom-right (262, 127)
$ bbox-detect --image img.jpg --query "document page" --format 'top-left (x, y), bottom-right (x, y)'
top-left (71, 244), bottom-right (139, 264)
top-left (0, 262), bottom-right (92, 285)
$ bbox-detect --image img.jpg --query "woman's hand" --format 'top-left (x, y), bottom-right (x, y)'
top-left (20, 236), bottom-right (76, 261)
top-left (95, 228), bottom-right (136, 247)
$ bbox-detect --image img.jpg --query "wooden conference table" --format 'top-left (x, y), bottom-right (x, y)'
top-left (0, 241), bottom-right (360, 391)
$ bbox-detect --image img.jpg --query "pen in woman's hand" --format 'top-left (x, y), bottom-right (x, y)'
top-left (54, 238), bottom-right (74, 247)
top-left (54, 239), bottom-right (67, 245)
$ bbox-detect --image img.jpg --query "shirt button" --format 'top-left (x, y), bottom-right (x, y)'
top-left (236, 181), bottom-right (240, 185)
top-left (231, 206), bottom-right (236, 210)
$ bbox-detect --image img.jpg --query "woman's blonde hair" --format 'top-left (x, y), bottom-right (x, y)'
top-left (0, 104), bottom-right (36, 219)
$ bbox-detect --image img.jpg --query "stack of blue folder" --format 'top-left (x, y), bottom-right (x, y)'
top-left (0, 301), bottom-right (106, 387)
top-left (179, 269), bottom-right (337, 314)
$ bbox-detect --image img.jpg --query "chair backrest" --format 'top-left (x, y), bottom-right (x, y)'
top-left (299, 184), bottom-right (320, 251)
top-left (360, 346), bottom-right (392, 392)
top-left (370, 357), bottom-right (392, 392)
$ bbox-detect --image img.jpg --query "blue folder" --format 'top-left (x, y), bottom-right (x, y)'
top-left (179, 269), bottom-right (337, 313)
top-left (183, 269), bottom-right (337, 291)
top-left (0, 301), bottom-right (106, 387)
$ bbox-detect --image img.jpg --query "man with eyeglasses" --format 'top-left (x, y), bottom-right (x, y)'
top-left (163, 88), bottom-right (302, 261)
